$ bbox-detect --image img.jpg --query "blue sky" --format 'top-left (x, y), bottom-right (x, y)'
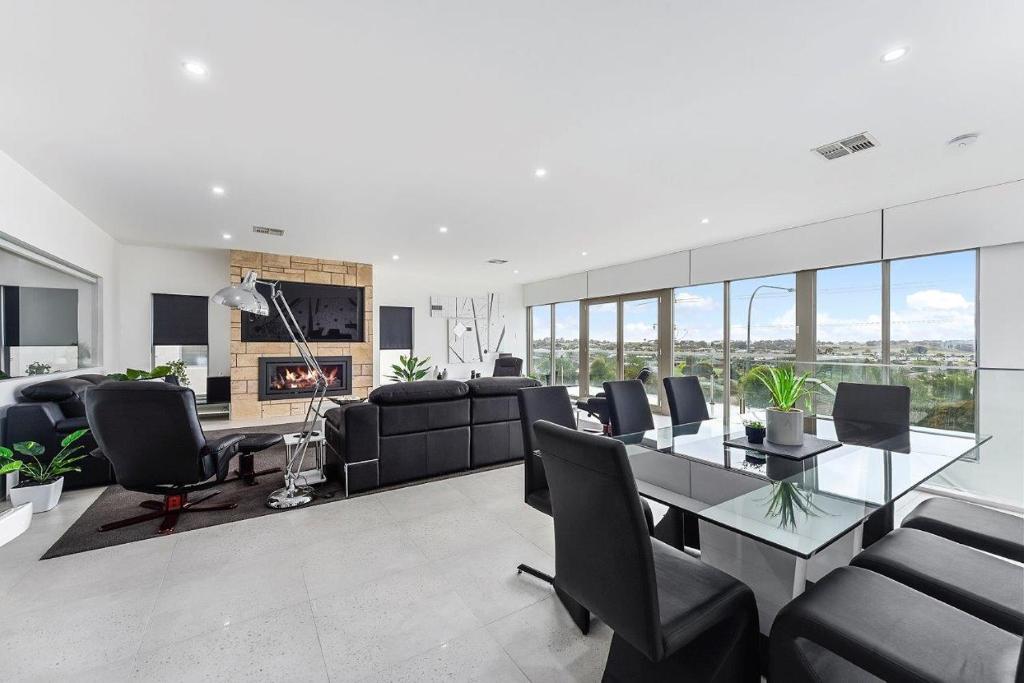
top-left (542, 250), bottom-right (975, 344)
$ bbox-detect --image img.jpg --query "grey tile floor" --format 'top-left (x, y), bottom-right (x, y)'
top-left (0, 464), bottom-right (612, 682)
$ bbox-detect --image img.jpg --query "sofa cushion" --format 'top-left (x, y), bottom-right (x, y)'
top-left (470, 421), bottom-right (525, 467)
top-left (379, 398), bottom-right (470, 436)
top-left (19, 378), bottom-right (87, 402)
top-left (369, 380), bottom-right (468, 405)
top-left (902, 497), bottom-right (1024, 563)
top-left (55, 417), bottom-right (90, 434)
top-left (465, 376), bottom-right (541, 397)
top-left (471, 395), bottom-right (521, 425)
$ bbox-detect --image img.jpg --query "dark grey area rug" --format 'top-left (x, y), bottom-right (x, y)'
top-left (41, 422), bottom-right (516, 559)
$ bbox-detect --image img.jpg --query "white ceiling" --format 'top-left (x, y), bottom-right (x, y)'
top-left (1, 1), bottom-right (1023, 286)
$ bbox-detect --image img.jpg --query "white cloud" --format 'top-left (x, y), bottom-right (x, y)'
top-left (623, 321), bottom-right (656, 342)
top-left (674, 293), bottom-right (714, 310)
top-left (906, 289), bottom-right (971, 311)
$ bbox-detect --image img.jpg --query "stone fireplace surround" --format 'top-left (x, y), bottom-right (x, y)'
top-left (229, 250), bottom-right (373, 420)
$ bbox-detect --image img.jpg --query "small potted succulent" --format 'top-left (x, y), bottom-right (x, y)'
top-left (743, 418), bottom-right (766, 444)
top-left (0, 429), bottom-right (89, 513)
top-left (755, 366), bottom-right (811, 446)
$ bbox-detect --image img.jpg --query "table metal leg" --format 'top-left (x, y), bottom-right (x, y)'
top-left (792, 557), bottom-right (808, 598)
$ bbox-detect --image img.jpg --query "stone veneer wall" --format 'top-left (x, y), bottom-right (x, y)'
top-left (228, 250), bottom-right (373, 419)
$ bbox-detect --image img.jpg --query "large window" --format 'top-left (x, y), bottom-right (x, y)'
top-left (816, 263), bottom-right (882, 363)
top-left (152, 293), bottom-right (210, 397)
top-left (587, 302), bottom-right (618, 391)
top-left (890, 250), bottom-right (977, 431)
top-left (729, 274), bottom-right (796, 414)
top-left (623, 297), bottom-right (660, 404)
top-left (673, 283), bottom-right (725, 411)
top-left (553, 302), bottom-right (580, 396)
top-left (529, 305), bottom-right (551, 384)
top-left (1, 247), bottom-right (98, 379)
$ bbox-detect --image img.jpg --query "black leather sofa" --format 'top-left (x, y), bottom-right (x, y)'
top-left (2, 373), bottom-right (115, 489)
top-left (325, 377), bottom-right (540, 493)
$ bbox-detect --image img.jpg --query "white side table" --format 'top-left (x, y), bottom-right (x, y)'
top-left (282, 418), bottom-right (327, 487)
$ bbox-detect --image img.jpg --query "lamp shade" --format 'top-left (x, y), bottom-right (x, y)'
top-left (211, 271), bottom-right (269, 316)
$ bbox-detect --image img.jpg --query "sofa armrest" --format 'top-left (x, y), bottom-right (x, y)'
top-left (325, 403), bottom-right (379, 464)
top-left (4, 403), bottom-right (66, 455)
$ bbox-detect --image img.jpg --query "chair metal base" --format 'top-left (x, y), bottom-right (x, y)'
top-left (99, 490), bottom-right (237, 535)
top-left (517, 563), bottom-right (591, 635)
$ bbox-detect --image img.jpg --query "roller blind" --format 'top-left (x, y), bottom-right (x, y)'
top-left (152, 293), bottom-right (209, 346)
top-left (379, 306), bottom-right (413, 350)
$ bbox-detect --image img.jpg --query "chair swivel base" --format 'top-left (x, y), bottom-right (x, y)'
top-left (517, 563), bottom-right (591, 635)
top-left (266, 483), bottom-right (314, 509)
top-left (99, 490), bottom-right (237, 535)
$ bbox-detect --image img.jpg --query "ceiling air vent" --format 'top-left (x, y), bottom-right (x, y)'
top-left (813, 132), bottom-right (878, 160)
top-left (487, 258), bottom-right (509, 264)
top-left (252, 225), bottom-right (285, 237)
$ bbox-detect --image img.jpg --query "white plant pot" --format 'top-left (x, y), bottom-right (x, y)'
top-left (9, 476), bottom-right (64, 513)
top-left (766, 408), bottom-right (804, 446)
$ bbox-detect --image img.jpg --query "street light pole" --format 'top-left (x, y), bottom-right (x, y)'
top-left (742, 284), bottom-right (795, 413)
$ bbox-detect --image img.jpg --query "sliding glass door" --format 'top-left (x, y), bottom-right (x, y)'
top-left (587, 301), bottom-right (619, 393)
top-left (622, 296), bottom-right (660, 405)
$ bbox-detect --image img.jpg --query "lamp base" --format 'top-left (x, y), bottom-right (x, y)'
top-left (266, 485), bottom-right (315, 510)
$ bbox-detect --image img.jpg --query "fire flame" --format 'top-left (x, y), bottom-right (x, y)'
top-left (270, 365), bottom-right (339, 391)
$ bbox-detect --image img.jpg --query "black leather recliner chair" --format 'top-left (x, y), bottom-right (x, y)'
top-left (575, 367), bottom-right (651, 434)
top-left (85, 382), bottom-right (244, 534)
top-left (3, 374), bottom-right (115, 489)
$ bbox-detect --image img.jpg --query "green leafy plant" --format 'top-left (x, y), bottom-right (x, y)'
top-left (106, 365), bottom-right (173, 382)
top-left (755, 365), bottom-right (811, 412)
top-left (743, 418), bottom-right (764, 429)
top-left (26, 362), bottom-right (52, 375)
top-left (0, 429), bottom-right (90, 485)
top-left (763, 481), bottom-right (829, 530)
top-left (165, 359), bottom-right (190, 387)
top-left (386, 355), bottom-right (431, 382)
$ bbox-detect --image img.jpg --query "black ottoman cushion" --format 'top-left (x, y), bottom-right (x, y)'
top-left (237, 433), bottom-right (284, 453)
top-left (902, 497), bottom-right (1024, 563)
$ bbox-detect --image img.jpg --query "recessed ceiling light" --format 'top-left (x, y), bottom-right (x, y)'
top-left (581, 251), bottom-right (588, 256)
top-left (701, 217), bottom-right (710, 224)
top-left (513, 269), bottom-right (519, 274)
top-left (182, 60), bottom-right (209, 78)
top-left (211, 186), bottom-right (225, 196)
top-left (391, 254), bottom-right (400, 260)
top-left (881, 47), bottom-right (908, 63)
top-left (222, 233), bottom-right (232, 240)
top-left (439, 226), bottom-right (448, 233)
top-left (534, 168), bottom-right (547, 178)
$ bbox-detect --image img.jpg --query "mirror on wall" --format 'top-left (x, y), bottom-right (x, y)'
top-left (0, 246), bottom-right (98, 380)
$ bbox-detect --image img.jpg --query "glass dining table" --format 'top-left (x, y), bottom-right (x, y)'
top-left (613, 416), bottom-right (990, 631)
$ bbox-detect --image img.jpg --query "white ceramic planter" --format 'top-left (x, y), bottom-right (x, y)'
top-left (0, 503), bottom-right (33, 547)
top-left (9, 476), bottom-right (64, 513)
top-left (766, 408), bottom-right (804, 446)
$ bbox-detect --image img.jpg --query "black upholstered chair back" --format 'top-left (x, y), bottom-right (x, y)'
top-left (517, 386), bottom-right (576, 511)
top-left (833, 382), bottom-right (910, 426)
top-left (603, 379), bottom-right (655, 436)
top-left (493, 356), bottom-right (524, 377)
top-left (86, 382), bottom-right (211, 489)
top-left (663, 376), bottom-right (710, 426)
top-left (535, 421), bottom-right (662, 661)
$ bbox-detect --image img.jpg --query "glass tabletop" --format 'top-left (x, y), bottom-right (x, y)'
top-left (614, 417), bottom-right (990, 558)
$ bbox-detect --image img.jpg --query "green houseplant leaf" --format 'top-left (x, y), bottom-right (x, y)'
top-left (13, 441), bottom-right (45, 457)
top-left (11, 429), bottom-right (91, 485)
top-left (385, 355), bottom-right (433, 382)
top-left (754, 365), bottom-right (811, 412)
top-left (0, 445), bottom-right (24, 476)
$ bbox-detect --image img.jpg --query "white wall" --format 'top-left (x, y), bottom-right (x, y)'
top-left (374, 267), bottom-right (526, 384)
top-left (0, 151), bottom-right (119, 406)
top-left (116, 244), bottom-right (231, 377)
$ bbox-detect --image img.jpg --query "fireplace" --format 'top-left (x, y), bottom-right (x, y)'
top-left (257, 356), bottom-right (352, 401)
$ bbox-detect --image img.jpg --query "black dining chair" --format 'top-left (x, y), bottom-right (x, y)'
top-left (663, 375), bottom-right (710, 426)
top-left (832, 382), bottom-right (910, 548)
top-left (576, 367), bottom-right (651, 434)
top-left (661, 375), bottom-right (710, 550)
top-left (603, 379), bottom-right (655, 436)
top-left (85, 381), bottom-right (245, 534)
top-left (492, 356), bottom-right (523, 377)
top-left (516, 385), bottom-right (593, 633)
top-left (535, 421), bottom-right (760, 681)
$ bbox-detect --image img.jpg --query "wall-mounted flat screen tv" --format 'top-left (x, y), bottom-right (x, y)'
top-left (241, 281), bottom-right (365, 342)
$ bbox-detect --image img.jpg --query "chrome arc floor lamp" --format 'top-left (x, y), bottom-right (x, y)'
top-left (212, 270), bottom-right (326, 509)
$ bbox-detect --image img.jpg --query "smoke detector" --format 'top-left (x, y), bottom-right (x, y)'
top-left (487, 258), bottom-right (509, 264)
top-left (812, 132), bottom-right (879, 160)
top-left (252, 225), bottom-right (285, 237)
top-left (947, 133), bottom-right (980, 149)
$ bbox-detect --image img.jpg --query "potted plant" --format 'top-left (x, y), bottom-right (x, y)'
top-left (386, 355), bottom-right (431, 382)
top-left (755, 366), bottom-right (810, 446)
top-left (743, 418), bottom-right (766, 444)
top-left (0, 429), bottom-right (89, 513)
top-left (165, 359), bottom-right (190, 387)
top-left (106, 365), bottom-right (173, 381)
